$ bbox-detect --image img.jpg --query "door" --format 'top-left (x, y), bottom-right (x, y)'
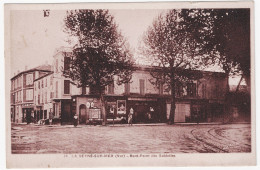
top-left (61, 101), bottom-right (72, 124)
top-left (175, 103), bottom-right (190, 123)
top-left (79, 104), bottom-right (87, 124)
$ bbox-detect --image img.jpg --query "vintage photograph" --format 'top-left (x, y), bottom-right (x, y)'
top-left (5, 1), bottom-right (255, 168)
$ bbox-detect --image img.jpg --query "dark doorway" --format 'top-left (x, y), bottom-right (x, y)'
top-left (61, 100), bottom-right (72, 125)
top-left (79, 104), bottom-right (87, 124)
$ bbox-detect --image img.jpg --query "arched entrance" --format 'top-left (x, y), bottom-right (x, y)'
top-left (79, 104), bottom-right (87, 124)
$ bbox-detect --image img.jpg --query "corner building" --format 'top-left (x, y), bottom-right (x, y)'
top-left (10, 65), bottom-right (52, 123)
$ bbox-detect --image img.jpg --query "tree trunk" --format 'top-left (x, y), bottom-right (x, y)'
top-left (100, 93), bottom-right (106, 125)
top-left (169, 76), bottom-right (176, 124)
top-left (235, 75), bottom-right (243, 93)
top-left (244, 75), bottom-right (250, 92)
top-left (223, 73), bottom-right (230, 123)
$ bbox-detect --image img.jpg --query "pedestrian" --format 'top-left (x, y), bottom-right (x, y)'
top-left (49, 110), bottom-right (53, 125)
top-left (128, 107), bottom-right (134, 126)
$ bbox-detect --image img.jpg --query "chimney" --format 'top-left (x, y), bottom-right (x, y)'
top-left (25, 65), bottom-right (28, 71)
top-left (45, 60), bottom-right (48, 65)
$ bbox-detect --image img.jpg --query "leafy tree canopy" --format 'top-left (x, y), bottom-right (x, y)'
top-left (180, 9), bottom-right (250, 80)
top-left (142, 9), bottom-right (204, 91)
top-left (64, 9), bottom-right (133, 93)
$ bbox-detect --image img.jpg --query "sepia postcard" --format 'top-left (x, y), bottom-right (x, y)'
top-left (5, 1), bottom-right (256, 168)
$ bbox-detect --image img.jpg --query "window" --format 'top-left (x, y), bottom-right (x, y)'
top-left (108, 82), bottom-right (114, 94)
top-left (41, 80), bottom-right (44, 88)
top-left (82, 86), bottom-right (86, 95)
top-left (55, 81), bottom-right (58, 98)
top-left (55, 59), bottom-right (59, 73)
top-left (50, 92), bottom-right (54, 99)
top-left (215, 84), bottom-right (220, 98)
top-left (140, 79), bottom-right (145, 95)
top-left (50, 76), bottom-right (53, 86)
top-left (89, 86), bottom-right (102, 95)
top-left (14, 79), bottom-right (17, 89)
top-left (64, 57), bottom-right (70, 71)
top-left (202, 84), bottom-right (206, 98)
top-left (17, 92), bottom-right (19, 102)
top-left (45, 91), bottom-right (47, 103)
top-left (26, 74), bottom-right (33, 85)
top-left (125, 82), bottom-right (130, 94)
top-left (187, 83), bottom-right (196, 97)
top-left (38, 95), bottom-right (40, 104)
top-left (12, 93), bottom-right (15, 104)
top-left (45, 78), bottom-right (47, 87)
top-left (26, 89), bottom-right (33, 101)
top-left (175, 83), bottom-right (183, 97)
top-left (64, 80), bottom-right (70, 94)
top-left (38, 81), bottom-right (40, 89)
top-left (41, 92), bottom-right (43, 104)
top-left (159, 83), bottom-right (164, 95)
top-left (20, 91), bottom-right (22, 101)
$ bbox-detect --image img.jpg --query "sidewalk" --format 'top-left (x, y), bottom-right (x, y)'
top-left (14, 121), bottom-right (250, 128)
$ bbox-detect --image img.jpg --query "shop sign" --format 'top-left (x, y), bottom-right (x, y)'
top-left (90, 109), bottom-right (101, 119)
top-left (117, 100), bottom-right (126, 114)
top-left (86, 102), bottom-right (90, 108)
top-left (128, 97), bottom-right (157, 101)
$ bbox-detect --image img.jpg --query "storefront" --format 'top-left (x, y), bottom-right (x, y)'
top-left (72, 95), bottom-right (103, 124)
top-left (127, 97), bottom-right (167, 123)
top-left (22, 106), bottom-right (34, 123)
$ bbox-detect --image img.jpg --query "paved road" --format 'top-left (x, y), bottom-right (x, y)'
top-left (11, 123), bottom-right (251, 154)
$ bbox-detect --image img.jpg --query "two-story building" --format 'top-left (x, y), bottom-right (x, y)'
top-left (10, 65), bottom-right (52, 123)
top-left (50, 49), bottom-right (228, 124)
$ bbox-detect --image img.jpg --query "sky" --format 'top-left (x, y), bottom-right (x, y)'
top-left (9, 9), bottom-right (243, 85)
top-left (10, 9), bottom-right (162, 77)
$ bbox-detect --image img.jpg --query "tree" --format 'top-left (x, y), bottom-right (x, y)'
top-left (180, 9), bottom-right (250, 122)
top-left (141, 10), bottom-right (205, 124)
top-left (180, 9), bottom-right (250, 89)
top-left (64, 9), bottom-right (133, 125)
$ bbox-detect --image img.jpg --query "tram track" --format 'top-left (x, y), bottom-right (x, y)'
top-left (190, 128), bottom-right (228, 153)
top-left (190, 126), bottom-right (251, 153)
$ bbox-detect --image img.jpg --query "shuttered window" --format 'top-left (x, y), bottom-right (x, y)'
top-left (125, 82), bottom-right (130, 94)
top-left (202, 84), bottom-right (206, 98)
top-left (82, 86), bottom-right (86, 95)
top-left (55, 81), bottom-right (58, 98)
top-left (64, 57), bottom-right (70, 71)
top-left (187, 83), bottom-right (196, 97)
top-left (140, 79), bottom-right (145, 95)
top-left (64, 80), bottom-right (70, 94)
top-left (108, 82), bottom-right (114, 94)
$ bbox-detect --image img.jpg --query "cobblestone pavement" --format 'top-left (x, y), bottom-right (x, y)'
top-left (11, 123), bottom-right (251, 154)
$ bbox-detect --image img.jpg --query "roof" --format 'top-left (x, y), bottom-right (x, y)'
top-left (34, 72), bottom-right (54, 82)
top-left (11, 64), bottom-right (52, 80)
top-left (133, 64), bottom-right (226, 77)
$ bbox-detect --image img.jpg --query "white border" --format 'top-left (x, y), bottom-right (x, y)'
top-left (1, 0), bottom-right (259, 170)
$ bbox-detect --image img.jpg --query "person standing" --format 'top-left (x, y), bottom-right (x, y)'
top-left (128, 107), bottom-right (134, 126)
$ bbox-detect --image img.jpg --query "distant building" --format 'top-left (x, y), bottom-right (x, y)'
top-left (10, 65), bottom-right (52, 123)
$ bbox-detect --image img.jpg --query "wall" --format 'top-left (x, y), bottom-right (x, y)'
top-left (129, 71), bottom-right (159, 95)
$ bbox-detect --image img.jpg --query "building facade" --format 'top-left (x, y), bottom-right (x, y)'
top-left (10, 49), bottom-right (228, 124)
top-left (10, 65), bottom-right (52, 123)
top-left (49, 50), bottom-right (228, 124)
